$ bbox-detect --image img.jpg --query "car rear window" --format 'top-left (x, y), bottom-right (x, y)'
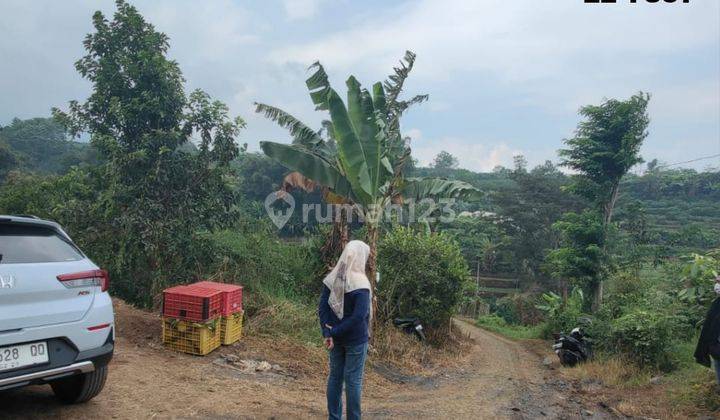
top-left (0, 223), bottom-right (84, 264)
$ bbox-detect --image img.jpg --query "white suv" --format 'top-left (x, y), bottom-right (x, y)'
top-left (0, 215), bottom-right (113, 403)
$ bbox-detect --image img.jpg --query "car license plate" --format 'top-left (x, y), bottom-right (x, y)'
top-left (0, 341), bottom-right (49, 372)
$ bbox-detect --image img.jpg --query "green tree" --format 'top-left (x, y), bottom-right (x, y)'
top-left (560, 93), bottom-right (650, 226)
top-left (51, 0), bottom-right (243, 305)
top-left (431, 151), bottom-right (459, 170)
top-left (558, 92), bottom-right (650, 309)
top-left (0, 138), bottom-right (18, 180)
top-left (256, 53), bottom-right (477, 319)
top-left (545, 210), bottom-right (607, 295)
top-left (494, 157), bottom-right (585, 278)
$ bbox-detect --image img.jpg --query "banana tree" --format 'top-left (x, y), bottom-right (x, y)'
top-left (256, 52), bottom-right (478, 320)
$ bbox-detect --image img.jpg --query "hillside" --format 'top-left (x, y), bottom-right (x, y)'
top-left (420, 163), bottom-right (720, 254)
top-left (0, 117), bottom-right (96, 179)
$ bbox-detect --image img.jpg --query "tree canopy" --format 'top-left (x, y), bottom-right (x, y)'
top-left (48, 0), bottom-right (244, 305)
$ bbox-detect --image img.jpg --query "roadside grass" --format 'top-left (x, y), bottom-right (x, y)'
top-left (477, 312), bottom-right (720, 417)
top-left (372, 322), bottom-right (473, 375)
top-left (563, 356), bottom-right (651, 388)
top-left (206, 229), bottom-right (323, 346)
top-left (562, 340), bottom-right (720, 417)
top-left (664, 340), bottom-right (720, 413)
top-left (209, 229), bottom-right (322, 301)
top-left (244, 294), bottom-right (321, 345)
top-left (476, 314), bottom-right (544, 340)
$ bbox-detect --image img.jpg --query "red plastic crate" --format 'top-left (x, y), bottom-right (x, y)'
top-left (162, 285), bottom-right (223, 322)
top-left (192, 281), bottom-right (243, 315)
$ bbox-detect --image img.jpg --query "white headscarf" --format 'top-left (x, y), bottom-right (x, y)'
top-left (322, 240), bottom-right (371, 321)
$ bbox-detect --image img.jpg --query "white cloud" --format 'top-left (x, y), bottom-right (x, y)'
top-left (0, 0), bottom-right (716, 171)
top-left (141, 0), bottom-right (259, 61)
top-left (282, 0), bottom-right (327, 21)
top-left (269, 0), bottom-right (719, 82)
top-left (409, 129), bottom-right (523, 171)
top-left (269, 0), bottom-right (720, 124)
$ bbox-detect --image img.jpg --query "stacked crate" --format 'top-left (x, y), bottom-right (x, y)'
top-left (161, 285), bottom-right (223, 355)
top-left (193, 281), bottom-right (244, 346)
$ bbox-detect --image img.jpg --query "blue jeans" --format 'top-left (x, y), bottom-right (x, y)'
top-left (714, 357), bottom-right (720, 385)
top-left (327, 342), bottom-right (368, 420)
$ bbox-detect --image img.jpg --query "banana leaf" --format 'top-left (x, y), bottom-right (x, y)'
top-left (260, 141), bottom-right (352, 198)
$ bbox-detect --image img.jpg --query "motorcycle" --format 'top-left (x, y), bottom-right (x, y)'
top-left (392, 317), bottom-right (426, 341)
top-left (552, 327), bottom-right (591, 367)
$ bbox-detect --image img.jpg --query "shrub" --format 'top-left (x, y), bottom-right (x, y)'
top-left (377, 227), bottom-right (471, 329)
top-left (494, 293), bottom-right (544, 325)
top-left (209, 226), bottom-right (324, 302)
top-left (537, 288), bottom-right (586, 337)
top-left (609, 310), bottom-right (680, 369)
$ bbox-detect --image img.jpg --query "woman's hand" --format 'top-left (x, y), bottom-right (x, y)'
top-left (324, 324), bottom-right (334, 349)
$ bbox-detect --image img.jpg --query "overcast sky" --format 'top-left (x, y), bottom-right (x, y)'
top-left (1, 0), bottom-right (718, 171)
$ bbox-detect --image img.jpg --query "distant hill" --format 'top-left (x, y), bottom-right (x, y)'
top-left (616, 169), bottom-right (720, 252)
top-left (0, 117), bottom-right (97, 178)
top-left (0, 116), bottom-right (202, 181)
top-left (416, 162), bottom-right (720, 253)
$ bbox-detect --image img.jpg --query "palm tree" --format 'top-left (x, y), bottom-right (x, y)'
top-left (256, 52), bottom-right (478, 320)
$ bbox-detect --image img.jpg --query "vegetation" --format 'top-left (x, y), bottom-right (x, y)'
top-left (476, 315), bottom-right (544, 340)
top-left (3, 0), bottom-right (242, 307)
top-left (256, 54), bottom-right (478, 321)
top-left (0, 3), bottom-right (718, 412)
top-left (377, 227), bottom-right (471, 330)
top-left (0, 117), bottom-right (96, 179)
top-left (557, 92), bottom-right (651, 310)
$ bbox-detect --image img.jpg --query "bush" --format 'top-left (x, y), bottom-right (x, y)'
top-left (609, 310), bottom-right (680, 369)
top-left (209, 226), bottom-right (324, 302)
top-left (494, 293), bottom-right (544, 325)
top-left (537, 288), bottom-right (587, 337)
top-left (377, 227), bottom-right (471, 329)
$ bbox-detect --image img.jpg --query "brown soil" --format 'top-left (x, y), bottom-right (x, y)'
top-left (1, 301), bottom-right (610, 419)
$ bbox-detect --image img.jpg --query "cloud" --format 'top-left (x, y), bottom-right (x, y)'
top-left (281, 0), bottom-right (327, 21)
top-left (409, 129), bottom-right (523, 171)
top-left (0, 0), bottom-right (716, 171)
top-left (269, 0), bottom-right (719, 82)
top-left (143, 0), bottom-right (259, 61)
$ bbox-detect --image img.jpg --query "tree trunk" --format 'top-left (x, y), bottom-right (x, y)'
top-left (320, 206), bottom-right (349, 269)
top-left (366, 223), bottom-right (379, 338)
top-left (592, 181), bottom-right (620, 312)
top-left (604, 182), bottom-right (620, 226)
top-left (591, 280), bottom-right (603, 313)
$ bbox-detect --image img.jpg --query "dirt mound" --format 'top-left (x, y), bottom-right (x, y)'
top-left (113, 299), bottom-right (162, 346)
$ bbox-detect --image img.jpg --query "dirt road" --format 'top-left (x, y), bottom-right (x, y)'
top-left (1, 303), bottom-right (602, 419)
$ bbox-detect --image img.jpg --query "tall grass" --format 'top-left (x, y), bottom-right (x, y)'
top-left (206, 229), bottom-right (324, 345)
top-left (209, 229), bottom-right (323, 301)
top-left (665, 340), bottom-right (720, 412)
top-left (476, 314), bottom-right (544, 340)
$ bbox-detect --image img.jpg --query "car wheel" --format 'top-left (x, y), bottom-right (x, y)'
top-left (51, 365), bottom-right (108, 404)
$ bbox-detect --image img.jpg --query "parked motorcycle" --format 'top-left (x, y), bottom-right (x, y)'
top-left (392, 317), bottom-right (426, 341)
top-left (552, 327), bottom-right (591, 367)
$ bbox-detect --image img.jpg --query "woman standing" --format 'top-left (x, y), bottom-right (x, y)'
top-left (318, 240), bottom-right (372, 420)
top-left (694, 275), bottom-right (720, 384)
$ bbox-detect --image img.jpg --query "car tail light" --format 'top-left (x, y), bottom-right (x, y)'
top-left (87, 323), bottom-right (111, 331)
top-left (57, 269), bottom-right (109, 292)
